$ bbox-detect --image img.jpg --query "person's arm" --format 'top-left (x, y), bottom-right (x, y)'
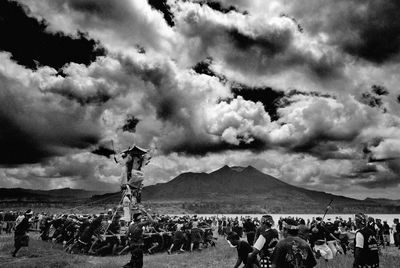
top-left (353, 232), bottom-right (364, 267)
top-left (141, 209), bottom-right (155, 223)
top-left (248, 234), bottom-right (266, 260)
top-left (270, 243), bottom-right (282, 268)
top-left (306, 245), bottom-right (317, 268)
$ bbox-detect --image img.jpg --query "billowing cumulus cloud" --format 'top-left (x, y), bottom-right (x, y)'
top-left (0, 0), bottom-right (400, 198)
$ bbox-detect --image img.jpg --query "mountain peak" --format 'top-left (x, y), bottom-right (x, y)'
top-left (210, 165), bottom-right (260, 175)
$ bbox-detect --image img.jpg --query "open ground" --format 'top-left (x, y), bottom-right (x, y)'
top-left (1, 233), bottom-right (400, 268)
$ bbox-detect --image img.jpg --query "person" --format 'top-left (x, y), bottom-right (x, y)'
top-left (243, 217), bottom-right (257, 245)
top-left (190, 218), bottom-right (202, 251)
top-left (168, 222), bottom-right (185, 254)
top-left (271, 218), bottom-right (317, 268)
top-left (395, 218), bottom-right (400, 249)
top-left (123, 209), bottom-right (154, 268)
top-left (353, 213), bottom-right (379, 268)
top-left (310, 217), bottom-right (333, 261)
top-left (116, 145), bottom-right (151, 206)
top-left (249, 215), bottom-right (279, 268)
top-left (12, 209), bottom-right (33, 257)
top-left (382, 221), bottom-right (390, 247)
top-left (226, 232), bottom-right (257, 268)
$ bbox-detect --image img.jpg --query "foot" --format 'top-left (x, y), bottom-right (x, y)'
top-left (167, 249), bottom-right (171, 255)
top-left (148, 249), bottom-right (153, 255)
top-left (179, 249), bottom-right (185, 253)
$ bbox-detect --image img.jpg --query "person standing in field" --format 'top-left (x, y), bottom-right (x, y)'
top-left (353, 213), bottom-right (379, 268)
top-left (243, 217), bottom-right (257, 245)
top-left (123, 209), bottom-right (154, 268)
top-left (382, 221), bottom-right (390, 246)
top-left (12, 209), bottom-right (33, 257)
top-left (249, 215), bottom-right (279, 268)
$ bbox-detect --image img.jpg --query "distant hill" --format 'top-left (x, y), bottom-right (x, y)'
top-left (2, 166), bottom-right (400, 214)
top-left (0, 187), bottom-right (105, 202)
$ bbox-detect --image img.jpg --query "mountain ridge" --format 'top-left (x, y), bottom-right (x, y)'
top-left (1, 166), bottom-right (399, 214)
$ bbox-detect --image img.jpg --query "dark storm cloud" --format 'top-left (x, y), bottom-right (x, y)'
top-left (192, 58), bottom-right (222, 79)
top-left (3, 154), bottom-right (119, 191)
top-left (231, 85), bottom-right (284, 121)
top-left (199, 0), bottom-right (244, 15)
top-left (44, 82), bottom-right (113, 106)
top-left (342, 0), bottom-right (400, 64)
top-left (0, 68), bottom-right (102, 166)
top-left (224, 25), bottom-right (344, 80)
top-left (302, 142), bottom-right (356, 160)
top-left (169, 137), bottom-right (267, 156)
top-left (0, 111), bottom-right (51, 165)
top-left (92, 146), bottom-right (115, 158)
top-left (121, 115), bottom-right (141, 133)
top-left (358, 172), bottom-right (400, 189)
top-left (371, 85), bottom-right (389, 96)
top-left (229, 28), bottom-right (291, 56)
top-left (0, 0), bottom-right (105, 70)
top-left (360, 85), bottom-right (388, 111)
top-left (147, 0), bottom-right (175, 27)
top-left (291, 0), bottom-right (400, 64)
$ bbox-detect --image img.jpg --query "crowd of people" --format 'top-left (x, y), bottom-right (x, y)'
top-left (2, 209), bottom-right (400, 268)
top-left (0, 209), bottom-right (217, 260)
top-left (224, 214), bottom-right (400, 268)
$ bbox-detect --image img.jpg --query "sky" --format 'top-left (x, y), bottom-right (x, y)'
top-left (0, 0), bottom-right (400, 199)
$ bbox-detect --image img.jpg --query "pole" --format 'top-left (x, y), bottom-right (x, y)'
top-left (322, 199), bottom-right (333, 221)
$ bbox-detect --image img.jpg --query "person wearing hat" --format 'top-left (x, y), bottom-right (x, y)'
top-left (271, 218), bottom-right (316, 268)
top-left (12, 209), bottom-right (33, 257)
top-left (353, 213), bottom-right (379, 268)
top-left (248, 215), bottom-right (279, 268)
top-left (123, 209), bottom-right (154, 268)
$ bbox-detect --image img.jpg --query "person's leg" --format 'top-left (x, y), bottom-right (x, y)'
top-left (131, 247), bottom-right (144, 268)
top-left (148, 242), bottom-right (158, 254)
top-left (13, 237), bottom-right (21, 257)
top-left (327, 241), bottom-right (337, 257)
top-left (168, 243), bottom-right (174, 254)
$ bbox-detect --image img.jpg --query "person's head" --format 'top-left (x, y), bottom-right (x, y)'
top-left (282, 218), bottom-right (299, 237)
top-left (261, 215), bottom-right (274, 228)
top-left (25, 209), bottom-right (33, 218)
top-left (355, 213), bottom-right (367, 229)
top-left (226, 232), bottom-right (240, 247)
top-left (133, 212), bottom-right (143, 223)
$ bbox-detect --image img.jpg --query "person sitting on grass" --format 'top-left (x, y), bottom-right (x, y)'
top-left (226, 231), bottom-right (259, 268)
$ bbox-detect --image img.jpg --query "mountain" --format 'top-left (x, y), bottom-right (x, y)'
top-left (138, 165), bottom-right (398, 213)
top-left (2, 166), bottom-right (400, 214)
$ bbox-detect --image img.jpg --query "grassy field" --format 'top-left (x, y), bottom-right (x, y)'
top-left (1, 234), bottom-right (400, 268)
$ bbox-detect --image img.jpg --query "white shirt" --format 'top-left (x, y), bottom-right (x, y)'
top-left (355, 231), bottom-right (364, 248)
